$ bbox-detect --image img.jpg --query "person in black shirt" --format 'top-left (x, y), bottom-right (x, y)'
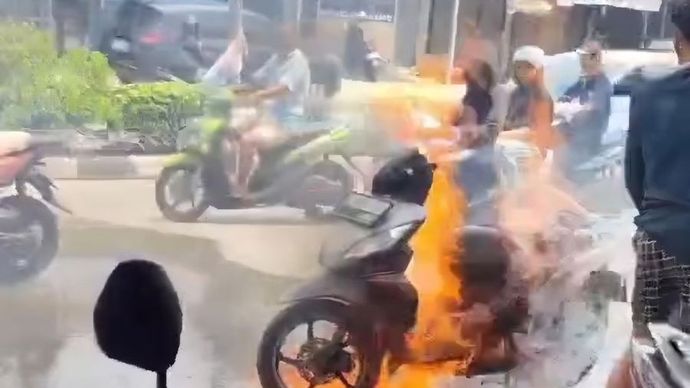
top-left (608, 5), bottom-right (690, 386)
top-left (458, 60), bottom-right (495, 126)
top-left (625, 0), bottom-right (690, 339)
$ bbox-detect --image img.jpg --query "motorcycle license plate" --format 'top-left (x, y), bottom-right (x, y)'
top-left (334, 193), bottom-right (392, 227)
top-left (111, 38), bottom-right (131, 53)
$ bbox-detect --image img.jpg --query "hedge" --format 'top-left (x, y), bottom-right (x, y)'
top-left (0, 22), bottom-right (204, 143)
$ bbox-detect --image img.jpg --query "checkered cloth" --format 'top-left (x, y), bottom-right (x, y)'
top-left (632, 230), bottom-right (690, 336)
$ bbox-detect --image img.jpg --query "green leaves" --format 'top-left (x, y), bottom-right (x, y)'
top-left (0, 22), bottom-right (116, 129)
top-left (0, 22), bottom-right (204, 148)
top-left (111, 82), bottom-right (204, 146)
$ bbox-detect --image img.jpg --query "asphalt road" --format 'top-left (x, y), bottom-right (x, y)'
top-left (0, 219), bottom-right (296, 388)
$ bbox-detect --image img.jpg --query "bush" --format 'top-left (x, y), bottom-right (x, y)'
top-left (0, 22), bottom-right (116, 129)
top-left (0, 22), bottom-right (204, 149)
top-left (110, 82), bottom-right (204, 146)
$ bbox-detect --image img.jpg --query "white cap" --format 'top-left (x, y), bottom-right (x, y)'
top-left (512, 46), bottom-right (545, 69)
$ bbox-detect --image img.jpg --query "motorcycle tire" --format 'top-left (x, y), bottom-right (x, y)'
top-left (155, 166), bottom-right (209, 223)
top-left (301, 161), bottom-right (353, 218)
top-left (0, 196), bottom-right (58, 284)
top-left (257, 300), bottom-right (382, 388)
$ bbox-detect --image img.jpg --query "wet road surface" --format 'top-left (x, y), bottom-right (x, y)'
top-left (0, 219), bottom-right (298, 388)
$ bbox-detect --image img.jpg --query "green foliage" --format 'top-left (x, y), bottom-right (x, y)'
top-left (0, 22), bottom-right (205, 147)
top-left (0, 22), bottom-right (116, 129)
top-left (111, 82), bottom-right (204, 145)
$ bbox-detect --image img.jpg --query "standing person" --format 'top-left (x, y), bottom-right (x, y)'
top-left (458, 59), bottom-right (495, 126)
top-left (202, 26), bottom-right (248, 86)
top-left (608, 1), bottom-right (690, 386)
top-left (503, 46), bottom-right (556, 157)
top-left (556, 40), bottom-right (613, 182)
top-left (343, 21), bottom-right (375, 81)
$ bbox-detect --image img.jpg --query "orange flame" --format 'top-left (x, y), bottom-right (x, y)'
top-left (376, 101), bottom-right (473, 386)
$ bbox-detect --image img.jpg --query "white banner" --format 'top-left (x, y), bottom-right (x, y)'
top-left (556, 0), bottom-right (662, 12)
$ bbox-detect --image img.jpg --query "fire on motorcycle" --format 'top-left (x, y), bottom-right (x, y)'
top-left (0, 131), bottom-right (70, 284)
top-left (255, 146), bottom-right (626, 387)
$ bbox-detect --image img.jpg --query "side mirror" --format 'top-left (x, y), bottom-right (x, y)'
top-left (93, 260), bottom-right (182, 388)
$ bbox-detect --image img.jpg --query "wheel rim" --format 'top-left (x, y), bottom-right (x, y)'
top-left (272, 317), bottom-right (364, 387)
top-left (163, 169), bottom-right (205, 213)
top-left (0, 220), bottom-right (45, 272)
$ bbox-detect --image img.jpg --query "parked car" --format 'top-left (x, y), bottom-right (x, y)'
top-left (92, 0), bottom-right (277, 83)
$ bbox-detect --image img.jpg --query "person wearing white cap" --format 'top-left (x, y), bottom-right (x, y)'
top-left (503, 45), bottom-right (555, 156)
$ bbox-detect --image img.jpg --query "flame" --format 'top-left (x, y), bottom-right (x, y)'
top-left (376, 103), bottom-right (473, 386)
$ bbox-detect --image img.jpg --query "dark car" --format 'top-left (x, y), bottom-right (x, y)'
top-left (92, 0), bottom-right (277, 83)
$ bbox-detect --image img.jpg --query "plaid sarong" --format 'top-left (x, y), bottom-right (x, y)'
top-left (632, 230), bottom-right (690, 336)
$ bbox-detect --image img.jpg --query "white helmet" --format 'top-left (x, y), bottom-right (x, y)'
top-left (513, 46), bottom-right (545, 69)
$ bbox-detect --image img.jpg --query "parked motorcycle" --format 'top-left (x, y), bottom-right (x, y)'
top-left (255, 151), bottom-right (626, 387)
top-left (0, 132), bottom-right (70, 284)
top-left (155, 92), bottom-right (356, 222)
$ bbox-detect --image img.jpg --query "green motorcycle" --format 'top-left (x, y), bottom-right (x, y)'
top-left (155, 92), bottom-right (360, 222)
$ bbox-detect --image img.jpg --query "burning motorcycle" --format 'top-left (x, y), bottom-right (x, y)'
top-left (256, 150), bottom-right (626, 387)
top-left (0, 132), bottom-right (70, 284)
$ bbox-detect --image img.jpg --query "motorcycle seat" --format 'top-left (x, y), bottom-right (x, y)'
top-left (261, 130), bottom-right (325, 157)
top-left (0, 132), bottom-right (31, 157)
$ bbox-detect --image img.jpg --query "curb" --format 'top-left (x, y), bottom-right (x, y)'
top-left (45, 155), bottom-right (167, 180)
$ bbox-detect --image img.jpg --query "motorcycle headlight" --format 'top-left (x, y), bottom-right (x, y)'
top-left (344, 224), bottom-right (413, 260)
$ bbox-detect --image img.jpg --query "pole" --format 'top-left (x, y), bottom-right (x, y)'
top-left (660, 0), bottom-right (669, 38)
top-left (642, 11), bottom-right (650, 48)
top-left (447, 0), bottom-right (460, 83)
top-left (296, 0), bottom-right (303, 23)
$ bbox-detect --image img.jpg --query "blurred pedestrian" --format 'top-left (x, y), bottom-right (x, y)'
top-left (608, 1), bottom-right (690, 386)
top-left (343, 21), bottom-right (376, 81)
top-left (504, 46), bottom-right (556, 157)
top-left (555, 40), bottom-right (612, 182)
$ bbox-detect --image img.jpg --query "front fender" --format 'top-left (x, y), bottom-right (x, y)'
top-left (23, 170), bottom-right (71, 213)
top-left (281, 273), bottom-right (367, 307)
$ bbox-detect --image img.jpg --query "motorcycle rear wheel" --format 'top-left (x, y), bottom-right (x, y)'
top-left (0, 196), bottom-right (58, 284)
top-left (155, 166), bottom-right (209, 222)
top-left (257, 300), bottom-right (381, 388)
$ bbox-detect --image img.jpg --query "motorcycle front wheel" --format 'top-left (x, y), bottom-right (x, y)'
top-left (257, 300), bottom-right (382, 388)
top-left (155, 165), bottom-right (209, 222)
top-left (0, 196), bottom-right (58, 284)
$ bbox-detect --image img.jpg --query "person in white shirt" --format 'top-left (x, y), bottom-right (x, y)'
top-left (230, 24), bottom-right (311, 197)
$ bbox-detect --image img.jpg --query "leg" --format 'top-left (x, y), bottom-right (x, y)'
top-left (235, 123), bottom-right (285, 197)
